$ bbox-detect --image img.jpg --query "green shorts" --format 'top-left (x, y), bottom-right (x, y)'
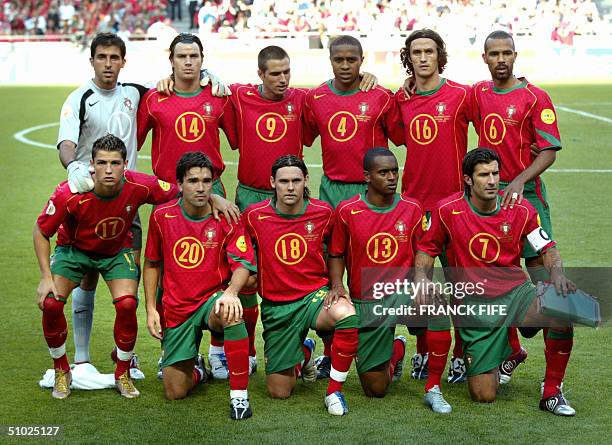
top-left (500, 180), bottom-right (553, 259)
top-left (213, 178), bottom-right (227, 198)
top-left (354, 299), bottom-right (395, 373)
top-left (458, 281), bottom-right (536, 376)
top-left (160, 291), bottom-right (222, 368)
top-left (235, 183), bottom-right (274, 212)
top-left (50, 245), bottom-right (139, 283)
top-left (319, 174), bottom-right (366, 208)
top-left (260, 287), bottom-right (328, 374)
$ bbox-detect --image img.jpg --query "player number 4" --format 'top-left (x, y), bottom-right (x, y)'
top-left (337, 117), bottom-right (347, 137)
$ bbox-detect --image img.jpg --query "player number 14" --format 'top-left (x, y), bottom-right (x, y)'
top-left (180, 116), bottom-right (200, 138)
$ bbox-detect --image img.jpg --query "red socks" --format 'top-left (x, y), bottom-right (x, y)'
top-left (42, 295), bottom-right (69, 371)
top-left (113, 295), bottom-right (138, 379)
top-left (327, 315), bottom-right (358, 395)
top-left (323, 334), bottom-right (333, 357)
top-left (388, 337), bottom-right (406, 380)
top-left (416, 331), bottom-right (428, 355)
top-left (543, 331), bottom-right (573, 398)
top-left (224, 323), bottom-right (249, 391)
top-left (294, 343), bottom-right (312, 377)
top-left (507, 327), bottom-right (521, 355)
top-left (242, 305), bottom-right (259, 357)
top-left (425, 329), bottom-right (451, 391)
top-left (452, 328), bottom-right (463, 357)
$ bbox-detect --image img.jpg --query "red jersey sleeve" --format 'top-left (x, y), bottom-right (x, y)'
top-left (144, 211), bottom-right (163, 262)
top-left (127, 171), bottom-right (179, 205)
top-left (301, 92), bottom-right (319, 147)
top-left (36, 183), bottom-right (73, 238)
top-left (136, 89), bottom-right (155, 150)
top-left (530, 87), bottom-right (562, 151)
top-left (219, 96), bottom-right (238, 150)
top-left (417, 206), bottom-right (447, 258)
top-left (328, 207), bottom-right (348, 257)
top-left (225, 222), bottom-right (257, 273)
top-left (386, 91), bottom-right (406, 146)
top-left (470, 82), bottom-right (483, 134)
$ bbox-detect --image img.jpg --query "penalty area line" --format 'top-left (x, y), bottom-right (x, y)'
top-left (13, 122), bottom-right (612, 173)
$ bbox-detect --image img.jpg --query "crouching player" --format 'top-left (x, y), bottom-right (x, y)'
top-left (143, 152), bottom-right (256, 420)
top-left (415, 148), bottom-right (576, 415)
top-left (243, 155), bottom-right (358, 416)
top-left (34, 134), bottom-right (179, 399)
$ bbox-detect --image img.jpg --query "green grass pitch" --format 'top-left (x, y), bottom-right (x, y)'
top-left (0, 84), bottom-right (610, 444)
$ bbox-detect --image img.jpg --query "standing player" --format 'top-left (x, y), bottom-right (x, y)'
top-left (243, 155), bottom-right (359, 416)
top-left (34, 135), bottom-right (179, 399)
top-left (303, 35), bottom-right (395, 209)
top-left (387, 28), bottom-right (473, 387)
top-left (328, 149), bottom-right (447, 410)
top-left (416, 148), bottom-right (576, 416)
top-left (472, 30), bottom-right (563, 382)
top-left (144, 152), bottom-right (256, 419)
top-left (57, 32), bottom-right (148, 369)
top-left (137, 33), bottom-right (235, 193)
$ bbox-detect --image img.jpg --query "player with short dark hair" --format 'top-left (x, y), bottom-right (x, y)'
top-left (243, 155), bottom-right (359, 416)
top-left (415, 147), bottom-right (576, 416)
top-left (34, 135), bottom-right (179, 400)
top-left (472, 30), bottom-right (564, 382)
top-left (328, 148), bottom-right (423, 400)
top-left (387, 28), bottom-right (473, 398)
top-left (144, 151), bottom-right (256, 419)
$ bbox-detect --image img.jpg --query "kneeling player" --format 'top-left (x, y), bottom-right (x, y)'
top-left (244, 155), bottom-right (358, 416)
top-left (143, 152), bottom-right (256, 420)
top-left (34, 135), bottom-right (179, 399)
top-left (415, 148), bottom-right (576, 415)
top-left (328, 148), bottom-right (452, 413)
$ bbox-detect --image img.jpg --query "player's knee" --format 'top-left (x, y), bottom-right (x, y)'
top-left (114, 295), bottom-right (138, 315)
top-left (267, 381), bottom-right (293, 399)
top-left (362, 381), bottom-right (388, 398)
top-left (469, 384), bottom-right (497, 403)
top-left (330, 300), bottom-right (356, 321)
top-left (164, 383), bottom-right (189, 401)
top-left (43, 296), bottom-right (65, 315)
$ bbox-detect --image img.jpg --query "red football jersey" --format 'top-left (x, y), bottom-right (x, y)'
top-left (329, 194), bottom-right (423, 300)
top-left (418, 192), bottom-right (556, 297)
top-left (37, 171), bottom-right (178, 255)
top-left (471, 78), bottom-right (562, 182)
top-left (145, 199), bottom-right (256, 327)
top-left (388, 79), bottom-right (472, 211)
top-left (229, 84), bottom-right (308, 190)
top-left (137, 87), bottom-right (235, 182)
top-left (303, 81), bottom-right (394, 182)
top-left (244, 198), bottom-right (333, 302)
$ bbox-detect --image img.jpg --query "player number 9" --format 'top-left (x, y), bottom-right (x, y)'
top-left (266, 117), bottom-right (276, 137)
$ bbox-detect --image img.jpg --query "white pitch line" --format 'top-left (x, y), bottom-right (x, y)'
top-left (12, 122), bottom-right (612, 173)
top-left (557, 106), bottom-right (612, 124)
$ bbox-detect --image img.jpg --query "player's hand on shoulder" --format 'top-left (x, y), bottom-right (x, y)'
top-left (146, 309), bottom-right (163, 340)
top-left (501, 179), bottom-right (524, 210)
top-left (156, 75), bottom-right (174, 96)
top-left (359, 72), bottom-right (378, 92)
top-left (67, 161), bottom-right (94, 194)
top-left (210, 194), bottom-right (241, 224)
top-left (200, 69), bottom-right (231, 97)
top-left (36, 278), bottom-right (58, 310)
top-left (402, 76), bottom-right (416, 99)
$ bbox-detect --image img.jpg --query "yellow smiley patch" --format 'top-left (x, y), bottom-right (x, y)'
top-left (541, 108), bottom-right (556, 125)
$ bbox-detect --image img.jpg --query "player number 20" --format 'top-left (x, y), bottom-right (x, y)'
top-left (178, 240), bottom-right (202, 265)
top-left (279, 238), bottom-right (301, 260)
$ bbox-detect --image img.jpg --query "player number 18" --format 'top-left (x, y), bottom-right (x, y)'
top-left (280, 238), bottom-right (301, 260)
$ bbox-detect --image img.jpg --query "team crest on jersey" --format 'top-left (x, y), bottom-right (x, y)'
top-left (303, 220), bottom-right (318, 241)
top-left (395, 220), bottom-right (409, 242)
top-left (123, 98), bottom-right (134, 112)
top-left (126, 204), bottom-right (132, 214)
top-left (286, 103), bottom-right (294, 114)
top-left (46, 200), bottom-right (56, 215)
top-left (436, 102), bottom-right (446, 115)
top-left (358, 102), bottom-right (369, 115)
top-left (204, 227), bottom-right (219, 247)
top-left (506, 105), bottom-right (516, 119)
top-left (499, 221), bottom-right (513, 241)
top-left (203, 103), bottom-right (213, 116)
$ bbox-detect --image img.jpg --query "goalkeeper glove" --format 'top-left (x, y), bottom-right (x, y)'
top-left (67, 161), bottom-right (94, 194)
top-left (200, 69), bottom-right (231, 97)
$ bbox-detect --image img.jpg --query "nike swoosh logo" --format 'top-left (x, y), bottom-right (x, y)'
top-left (314, 94), bottom-right (326, 100)
top-left (431, 351), bottom-right (447, 357)
top-left (246, 91), bottom-right (255, 96)
top-left (89, 101), bottom-right (99, 107)
top-left (338, 352), bottom-right (354, 358)
top-left (164, 213), bottom-right (177, 218)
top-left (231, 371), bottom-right (248, 375)
top-left (351, 209), bottom-right (364, 215)
top-left (481, 87), bottom-right (488, 92)
top-left (258, 215), bottom-right (271, 220)
top-left (558, 351), bottom-right (571, 355)
top-left (452, 210), bottom-right (463, 215)
top-left (74, 309), bottom-right (88, 314)
top-left (158, 97), bottom-right (169, 102)
top-left (79, 198), bottom-right (92, 205)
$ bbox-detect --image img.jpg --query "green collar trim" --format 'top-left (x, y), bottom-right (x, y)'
top-left (416, 78), bottom-right (446, 96)
top-left (273, 198), bottom-right (309, 218)
top-left (360, 193), bottom-right (400, 213)
top-left (93, 177), bottom-right (124, 201)
top-left (179, 198), bottom-right (212, 222)
top-left (464, 193), bottom-right (500, 216)
top-left (492, 78), bottom-right (527, 94)
top-left (326, 79), bottom-right (360, 96)
top-left (174, 87), bottom-right (203, 98)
